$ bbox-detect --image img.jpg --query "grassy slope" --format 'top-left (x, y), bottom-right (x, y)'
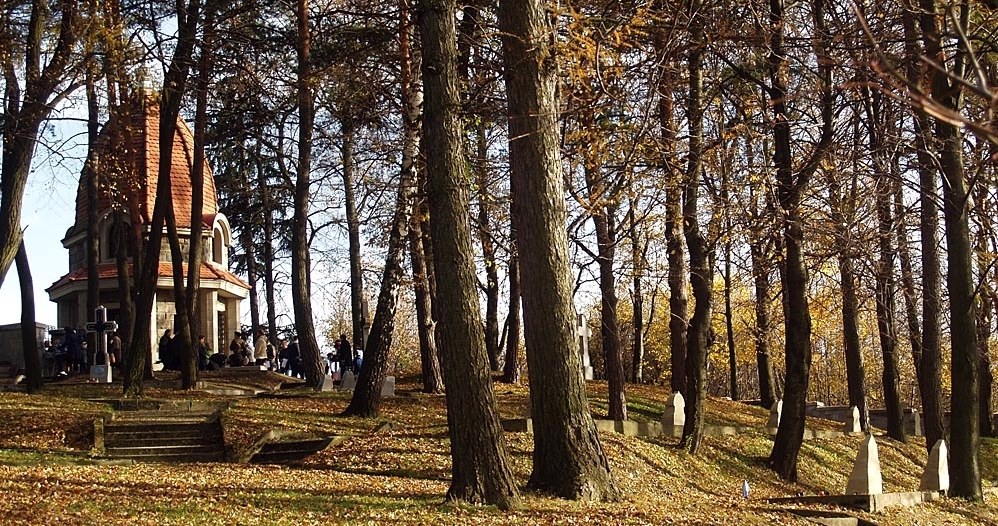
top-left (0, 376), bottom-right (994, 525)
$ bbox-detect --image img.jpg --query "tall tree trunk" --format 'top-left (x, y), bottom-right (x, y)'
top-left (680, 1), bottom-right (709, 453)
top-left (420, 0), bottom-right (519, 508)
top-left (243, 227), bottom-right (260, 333)
top-left (724, 240), bottom-right (737, 400)
top-left (342, 122), bottom-right (367, 352)
top-left (475, 126), bottom-right (502, 372)
top-left (918, 0), bottom-right (981, 500)
top-left (16, 241), bottom-right (41, 393)
top-left (768, 0), bottom-right (832, 481)
top-left (584, 163), bottom-right (626, 421)
top-left (344, 2), bottom-right (420, 415)
top-left (974, 181), bottom-right (995, 438)
top-left (894, 169), bottom-right (923, 381)
top-left (867, 93), bottom-right (904, 441)
top-left (401, 1), bottom-right (443, 395)
top-left (903, 0), bottom-right (945, 456)
top-left (259, 151), bottom-right (278, 344)
top-left (112, 209), bottom-right (134, 379)
top-left (123, 0), bottom-right (201, 397)
top-left (185, 0), bottom-right (218, 366)
top-left (629, 204), bottom-right (644, 384)
top-left (653, 3), bottom-right (687, 395)
top-left (84, 65), bottom-right (100, 356)
top-left (410, 201), bottom-right (443, 393)
top-left (828, 171), bottom-right (868, 430)
top-left (292, 0), bottom-right (325, 390)
top-left (499, 0), bottom-right (617, 501)
top-left (501, 250), bottom-right (521, 384)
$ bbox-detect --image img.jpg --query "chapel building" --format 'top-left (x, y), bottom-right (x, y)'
top-left (46, 94), bottom-right (248, 354)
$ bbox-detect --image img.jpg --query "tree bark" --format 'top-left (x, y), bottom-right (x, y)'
top-left (828, 172), bottom-right (868, 430)
top-left (903, 0), bottom-right (945, 456)
top-left (916, 0), bottom-right (980, 499)
top-left (583, 162), bottom-right (626, 421)
top-left (0, 0), bottom-right (78, 289)
top-left (16, 241), bottom-right (41, 393)
top-left (292, 0), bottom-right (326, 390)
top-left (499, 0), bottom-right (617, 501)
top-left (768, 0), bottom-right (832, 481)
top-left (475, 126), bottom-right (502, 372)
top-left (123, 0), bottom-right (201, 397)
top-left (420, 0), bottom-right (519, 508)
top-left (629, 204), bottom-right (645, 384)
top-left (342, 122), bottom-right (367, 352)
top-left (402, 1), bottom-right (443, 395)
top-left (680, 3), bottom-right (709, 453)
top-left (501, 250), bottom-right (521, 384)
top-left (344, 1), bottom-right (420, 415)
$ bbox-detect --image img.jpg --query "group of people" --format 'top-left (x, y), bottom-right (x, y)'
top-left (154, 327), bottom-right (362, 380)
top-left (157, 330), bottom-right (221, 371)
top-left (43, 327), bottom-right (123, 377)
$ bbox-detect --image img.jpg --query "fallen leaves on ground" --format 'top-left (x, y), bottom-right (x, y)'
top-left (0, 375), bottom-right (992, 525)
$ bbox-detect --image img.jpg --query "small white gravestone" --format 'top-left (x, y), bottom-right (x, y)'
top-left (920, 439), bottom-right (949, 493)
top-left (381, 375), bottom-right (396, 397)
top-left (912, 410), bottom-right (923, 437)
top-left (844, 406), bottom-right (862, 433)
top-left (339, 371), bottom-right (357, 391)
top-left (320, 374), bottom-right (335, 392)
top-left (767, 400), bottom-right (782, 429)
top-left (662, 392), bottom-right (686, 427)
top-left (846, 434), bottom-right (884, 495)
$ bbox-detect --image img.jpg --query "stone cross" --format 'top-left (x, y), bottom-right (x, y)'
top-left (85, 306), bottom-right (117, 383)
top-left (662, 392), bottom-right (686, 427)
top-left (846, 434), bottom-right (884, 495)
top-left (844, 406), bottom-right (862, 433)
top-left (919, 439), bottom-right (949, 493)
top-left (577, 313), bottom-right (594, 380)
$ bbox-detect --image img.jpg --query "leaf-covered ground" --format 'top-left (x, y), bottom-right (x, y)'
top-left (0, 374), bottom-right (994, 525)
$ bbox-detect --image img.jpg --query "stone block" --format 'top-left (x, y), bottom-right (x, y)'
top-left (90, 365), bottom-right (112, 383)
top-left (767, 400), bottom-right (782, 429)
top-left (919, 439), bottom-right (949, 493)
top-left (320, 375), bottom-right (335, 392)
top-left (846, 434), bottom-right (883, 495)
top-left (381, 376), bottom-right (396, 397)
top-left (339, 371), bottom-right (357, 391)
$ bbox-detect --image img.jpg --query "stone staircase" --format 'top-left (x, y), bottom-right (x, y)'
top-left (100, 410), bottom-right (226, 463)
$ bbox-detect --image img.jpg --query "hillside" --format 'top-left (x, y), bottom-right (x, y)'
top-left (0, 375), bottom-right (994, 525)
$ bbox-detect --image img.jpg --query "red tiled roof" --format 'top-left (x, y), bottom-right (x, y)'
top-left (46, 261), bottom-right (248, 293)
top-left (74, 94), bottom-right (218, 229)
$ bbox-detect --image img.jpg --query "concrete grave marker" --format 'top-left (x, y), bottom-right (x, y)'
top-left (577, 314), bottom-right (594, 381)
top-left (767, 400), bottom-right (782, 429)
top-left (919, 439), bottom-right (949, 493)
top-left (381, 375), bottom-right (396, 397)
top-left (912, 410), bottom-right (922, 437)
top-left (339, 370), bottom-right (357, 391)
top-left (846, 434), bottom-right (884, 495)
top-left (661, 392), bottom-right (686, 427)
top-left (320, 374), bottom-right (335, 392)
top-left (844, 406), bottom-right (862, 433)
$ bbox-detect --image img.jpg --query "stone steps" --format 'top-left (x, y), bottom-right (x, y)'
top-left (101, 411), bottom-right (226, 463)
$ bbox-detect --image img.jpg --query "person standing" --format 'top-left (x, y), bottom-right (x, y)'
top-left (197, 335), bottom-right (211, 371)
top-left (337, 334), bottom-right (353, 374)
top-left (253, 329), bottom-right (269, 367)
